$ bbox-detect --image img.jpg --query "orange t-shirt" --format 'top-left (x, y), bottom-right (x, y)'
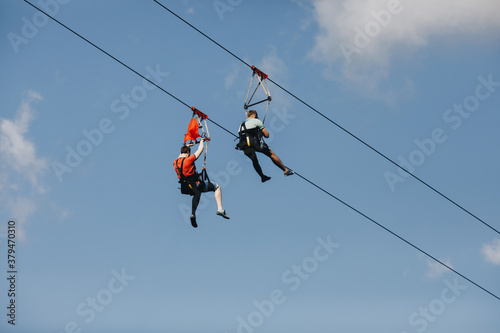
top-left (173, 154), bottom-right (197, 179)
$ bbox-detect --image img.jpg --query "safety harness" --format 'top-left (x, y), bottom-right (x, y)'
top-left (177, 107), bottom-right (212, 195)
top-left (175, 157), bottom-right (198, 195)
top-left (175, 156), bottom-right (211, 195)
top-left (236, 121), bottom-right (263, 151)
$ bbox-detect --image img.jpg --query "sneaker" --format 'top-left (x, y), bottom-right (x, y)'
top-left (190, 214), bottom-right (198, 228)
top-left (284, 169), bottom-right (295, 176)
top-left (261, 175), bottom-right (271, 183)
top-left (216, 210), bottom-right (230, 219)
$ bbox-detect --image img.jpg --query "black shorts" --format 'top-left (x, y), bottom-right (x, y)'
top-left (180, 180), bottom-right (219, 195)
top-left (197, 180), bottom-right (219, 193)
top-left (244, 141), bottom-right (271, 157)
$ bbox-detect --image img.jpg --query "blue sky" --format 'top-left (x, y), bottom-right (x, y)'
top-left (1, 0), bottom-right (500, 332)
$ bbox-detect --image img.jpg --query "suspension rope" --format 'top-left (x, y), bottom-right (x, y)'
top-left (23, 0), bottom-right (500, 302)
top-left (152, 0), bottom-right (500, 237)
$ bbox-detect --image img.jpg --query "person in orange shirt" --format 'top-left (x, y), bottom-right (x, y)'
top-left (173, 139), bottom-right (229, 228)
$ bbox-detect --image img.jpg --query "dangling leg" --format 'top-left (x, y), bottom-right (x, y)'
top-left (214, 186), bottom-right (223, 211)
top-left (268, 149), bottom-right (293, 176)
top-left (244, 147), bottom-right (270, 182)
top-left (190, 187), bottom-right (201, 228)
top-left (213, 184), bottom-right (230, 219)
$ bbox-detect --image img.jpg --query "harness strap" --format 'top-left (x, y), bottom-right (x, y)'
top-left (239, 121), bottom-right (262, 147)
top-left (240, 122), bottom-right (251, 147)
top-left (194, 114), bottom-right (210, 168)
top-left (175, 157), bottom-right (186, 180)
top-left (244, 66), bottom-right (272, 124)
top-left (200, 167), bottom-right (210, 182)
top-left (176, 157), bottom-right (198, 188)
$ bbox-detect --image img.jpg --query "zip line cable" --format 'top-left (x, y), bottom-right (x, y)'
top-left (294, 171), bottom-right (500, 301)
top-left (21, 1), bottom-right (232, 139)
top-left (23, 0), bottom-right (500, 302)
top-left (152, 0), bottom-right (500, 237)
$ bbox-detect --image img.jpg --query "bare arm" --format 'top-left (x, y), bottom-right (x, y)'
top-left (194, 139), bottom-right (204, 159)
top-left (261, 128), bottom-right (270, 138)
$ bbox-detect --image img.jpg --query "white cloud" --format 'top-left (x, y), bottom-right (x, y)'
top-left (0, 90), bottom-right (47, 189)
top-left (308, 0), bottom-right (500, 98)
top-left (426, 258), bottom-right (453, 280)
top-left (292, 0), bottom-right (314, 30)
top-left (482, 239), bottom-right (500, 265)
top-left (256, 48), bottom-right (292, 108)
top-left (6, 197), bottom-right (37, 241)
top-left (0, 90), bottom-right (48, 241)
top-left (229, 49), bottom-right (291, 118)
top-left (258, 47), bottom-right (288, 82)
top-left (310, 0), bottom-right (500, 64)
top-left (224, 63), bottom-right (240, 90)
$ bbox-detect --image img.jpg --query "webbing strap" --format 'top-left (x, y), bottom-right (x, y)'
top-left (176, 157), bottom-right (188, 181)
top-left (176, 157), bottom-right (199, 193)
top-left (260, 77), bottom-right (271, 124)
top-left (198, 117), bottom-right (209, 167)
top-left (200, 167), bottom-right (210, 182)
top-left (239, 121), bottom-right (261, 147)
top-left (176, 157), bottom-right (197, 180)
top-left (244, 75), bottom-right (255, 117)
top-left (244, 67), bottom-right (272, 123)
